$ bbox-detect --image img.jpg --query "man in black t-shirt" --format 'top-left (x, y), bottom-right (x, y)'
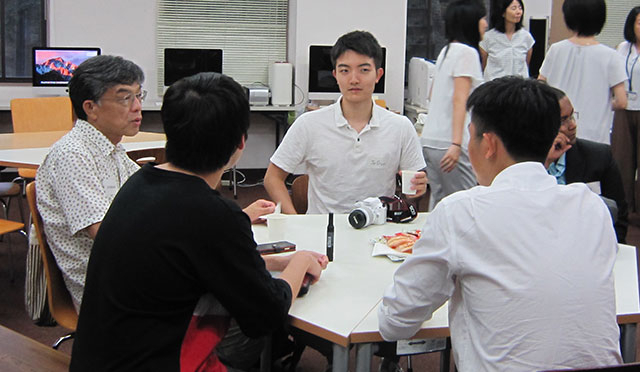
top-left (70, 72), bottom-right (327, 371)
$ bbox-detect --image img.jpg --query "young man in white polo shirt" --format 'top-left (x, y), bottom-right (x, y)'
top-left (265, 31), bottom-right (427, 214)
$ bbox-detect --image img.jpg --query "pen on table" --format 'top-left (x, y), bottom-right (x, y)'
top-left (326, 213), bottom-right (334, 262)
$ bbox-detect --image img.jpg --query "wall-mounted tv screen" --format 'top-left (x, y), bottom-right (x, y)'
top-left (33, 47), bottom-right (101, 87)
top-left (164, 48), bottom-right (223, 86)
top-left (308, 45), bottom-right (386, 95)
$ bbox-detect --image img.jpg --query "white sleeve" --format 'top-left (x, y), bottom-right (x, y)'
top-left (399, 118), bottom-right (427, 171)
top-left (269, 115), bottom-right (308, 174)
top-left (539, 43), bottom-right (557, 78)
top-left (452, 46), bottom-right (482, 81)
top-left (524, 30), bottom-right (535, 49)
top-left (608, 49), bottom-right (628, 87)
top-left (378, 205), bottom-right (456, 341)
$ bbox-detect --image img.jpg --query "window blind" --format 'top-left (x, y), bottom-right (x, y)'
top-left (157, 0), bottom-right (288, 95)
top-left (597, 1), bottom-right (635, 49)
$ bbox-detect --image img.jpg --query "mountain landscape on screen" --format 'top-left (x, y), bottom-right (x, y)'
top-left (35, 57), bottom-right (77, 82)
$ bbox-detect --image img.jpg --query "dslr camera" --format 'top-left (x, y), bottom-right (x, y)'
top-left (348, 197), bottom-right (387, 229)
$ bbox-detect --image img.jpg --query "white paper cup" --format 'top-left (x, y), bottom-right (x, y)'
top-left (401, 170), bottom-right (419, 195)
top-left (267, 214), bottom-right (287, 241)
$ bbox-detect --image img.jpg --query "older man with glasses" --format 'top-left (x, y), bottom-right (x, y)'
top-left (36, 55), bottom-right (146, 312)
top-left (545, 87), bottom-right (628, 243)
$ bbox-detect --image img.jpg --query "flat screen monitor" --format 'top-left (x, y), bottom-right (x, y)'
top-left (164, 48), bottom-right (223, 86)
top-left (32, 47), bottom-right (101, 87)
top-left (308, 45), bottom-right (386, 101)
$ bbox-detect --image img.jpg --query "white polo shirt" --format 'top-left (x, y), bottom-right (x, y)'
top-left (270, 98), bottom-right (425, 214)
top-left (36, 120), bottom-right (140, 311)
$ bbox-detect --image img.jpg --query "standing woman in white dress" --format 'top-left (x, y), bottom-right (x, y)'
top-left (420, 0), bottom-right (486, 208)
top-left (479, 0), bottom-right (534, 81)
top-left (538, 0), bottom-right (627, 145)
top-left (612, 6), bottom-right (640, 212)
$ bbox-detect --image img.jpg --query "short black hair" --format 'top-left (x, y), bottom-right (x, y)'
top-left (445, 0), bottom-right (487, 51)
top-left (624, 7), bottom-right (640, 43)
top-left (330, 30), bottom-right (383, 69)
top-left (467, 76), bottom-right (560, 163)
top-left (562, 0), bottom-right (606, 36)
top-left (161, 72), bottom-right (250, 173)
top-left (69, 55), bottom-right (144, 121)
top-left (490, 0), bottom-right (524, 33)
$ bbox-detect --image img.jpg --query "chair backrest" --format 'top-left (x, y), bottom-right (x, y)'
top-left (291, 174), bottom-right (309, 214)
top-left (126, 147), bottom-right (166, 166)
top-left (25, 182), bottom-right (78, 331)
top-left (11, 97), bottom-right (74, 133)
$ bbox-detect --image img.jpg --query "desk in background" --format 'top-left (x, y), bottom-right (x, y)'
top-left (0, 130), bottom-right (166, 169)
top-left (252, 214), bottom-right (640, 372)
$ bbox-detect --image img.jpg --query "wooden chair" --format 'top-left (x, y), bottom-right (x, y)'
top-left (291, 175), bottom-right (309, 214)
top-left (0, 218), bottom-right (25, 282)
top-left (25, 182), bottom-right (78, 349)
top-left (10, 96), bottom-right (75, 187)
top-left (126, 147), bottom-right (166, 166)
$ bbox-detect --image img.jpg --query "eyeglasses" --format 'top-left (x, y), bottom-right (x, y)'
top-left (561, 111), bottom-right (579, 125)
top-left (101, 90), bottom-right (147, 108)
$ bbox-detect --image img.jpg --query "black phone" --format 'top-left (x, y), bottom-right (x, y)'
top-left (256, 241), bottom-right (296, 255)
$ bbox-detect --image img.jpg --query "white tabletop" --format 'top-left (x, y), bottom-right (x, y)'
top-left (254, 214), bottom-right (640, 347)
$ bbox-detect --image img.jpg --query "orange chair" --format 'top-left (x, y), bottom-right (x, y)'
top-left (126, 147), bottom-right (166, 166)
top-left (290, 175), bottom-right (309, 214)
top-left (10, 97), bottom-right (75, 188)
top-left (0, 218), bottom-right (25, 281)
top-left (26, 182), bottom-right (78, 349)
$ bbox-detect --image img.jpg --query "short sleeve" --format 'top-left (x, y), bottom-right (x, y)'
top-left (452, 46), bottom-right (482, 80)
top-left (539, 43), bottom-right (557, 78)
top-left (608, 50), bottom-right (628, 88)
top-left (399, 118), bottom-right (427, 171)
top-left (524, 30), bottom-right (535, 49)
top-left (270, 115), bottom-right (308, 174)
top-left (49, 151), bottom-right (111, 235)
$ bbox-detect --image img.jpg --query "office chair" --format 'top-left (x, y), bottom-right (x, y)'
top-left (26, 182), bottom-right (78, 349)
top-left (126, 147), bottom-right (166, 166)
top-left (290, 175), bottom-right (309, 214)
top-left (0, 217), bottom-right (25, 282)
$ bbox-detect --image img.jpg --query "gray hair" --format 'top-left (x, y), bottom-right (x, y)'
top-left (69, 55), bottom-right (145, 120)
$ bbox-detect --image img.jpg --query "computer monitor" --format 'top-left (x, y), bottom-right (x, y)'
top-left (406, 57), bottom-right (435, 109)
top-left (164, 48), bottom-right (223, 86)
top-left (32, 47), bottom-right (101, 95)
top-left (308, 45), bottom-right (386, 101)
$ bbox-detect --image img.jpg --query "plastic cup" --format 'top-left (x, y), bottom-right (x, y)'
top-left (267, 214), bottom-right (287, 241)
top-left (401, 170), bottom-right (419, 195)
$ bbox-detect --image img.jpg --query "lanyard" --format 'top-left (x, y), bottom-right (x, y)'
top-left (627, 44), bottom-right (640, 92)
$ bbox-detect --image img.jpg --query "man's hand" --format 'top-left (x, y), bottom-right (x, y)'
top-left (243, 199), bottom-right (276, 224)
top-left (545, 133), bottom-right (572, 168)
top-left (401, 170), bottom-right (428, 198)
top-left (440, 144), bottom-right (462, 173)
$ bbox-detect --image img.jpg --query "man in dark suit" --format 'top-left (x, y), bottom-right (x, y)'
top-left (546, 89), bottom-right (628, 243)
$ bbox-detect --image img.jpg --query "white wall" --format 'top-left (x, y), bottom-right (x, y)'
top-left (0, 0), bottom-right (409, 168)
top-left (522, 0), bottom-right (552, 24)
top-left (288, 0), bottom-right (408, 112)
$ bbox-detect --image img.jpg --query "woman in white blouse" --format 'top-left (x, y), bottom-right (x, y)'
top-left (612, 6), bottom-right (640, 212)
top-left (538, 0), bottom-right (626, 145)
top-left (479, 0), bottom-right (534, 81)
top-left (420, 0), bottom-right (486, 208)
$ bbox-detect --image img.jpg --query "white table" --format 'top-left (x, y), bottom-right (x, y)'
top-left (253, 214), bottom-right (640, 372)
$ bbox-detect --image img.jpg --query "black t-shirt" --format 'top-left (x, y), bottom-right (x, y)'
top-left (70, 164), bottom-right (292, 371)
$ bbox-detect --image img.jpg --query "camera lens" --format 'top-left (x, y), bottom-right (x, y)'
top-left (349, 209), bottom-right (369, 229)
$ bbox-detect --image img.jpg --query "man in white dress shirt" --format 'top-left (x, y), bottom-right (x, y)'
top-left (378, 76), bottom-right (622, 371)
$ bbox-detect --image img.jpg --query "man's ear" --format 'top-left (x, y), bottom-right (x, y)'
top-left (82, 100), bottom-right (97, 122)
top-left (483, 132), bottom-right (499, 159)
top-left (237, 135), bottom-right (246, 151)
top-left (376, 67), bottom-right (384, 83)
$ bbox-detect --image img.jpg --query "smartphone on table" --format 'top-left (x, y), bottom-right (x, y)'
top-left (256, 241), bottom-right (296, 255)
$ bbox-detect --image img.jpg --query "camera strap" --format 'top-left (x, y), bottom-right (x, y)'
top-left (379, 195), bottom-right (418, 223)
